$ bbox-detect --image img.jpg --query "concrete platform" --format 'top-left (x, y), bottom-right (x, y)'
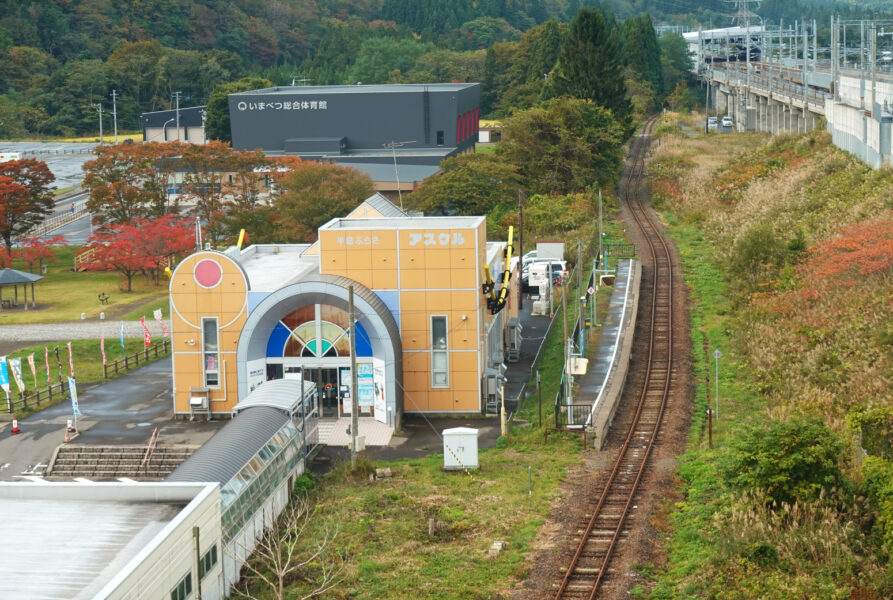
top-left (317, 417), bottom-right (393, 447)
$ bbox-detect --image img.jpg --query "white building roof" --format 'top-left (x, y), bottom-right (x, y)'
top-left (0, 482), bottom-right (217, 600)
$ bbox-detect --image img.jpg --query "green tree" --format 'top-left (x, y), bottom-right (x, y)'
top-left (205, 77), bottom-right (273, 142)
top-left (498, 97), bottom-right (625, 194)
top-left (405, 153), bottom-right (521, 217)
top-left (720, 418), bottom-right (848, 505)
top-left (621, 14), bottom-right (663, 98)
top-left (348, 38), bottom-right (434, 84)
top-left (659, 32), bottom-right (695, 100)
top-left (272, 162), bottom-right (373, 242)
top-left (545, 8), bottom-right (630, 124)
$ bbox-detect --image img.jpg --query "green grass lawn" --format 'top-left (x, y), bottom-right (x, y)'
top-left (0, 246), bottom-right (168, 324)
top-left (255, 431), bottom-right (583, 600)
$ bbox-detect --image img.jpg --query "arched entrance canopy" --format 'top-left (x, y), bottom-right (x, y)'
top-left (236, 275), bottom-right (403, 429)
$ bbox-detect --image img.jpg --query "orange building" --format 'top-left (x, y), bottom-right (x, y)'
top-left (169, 194), bottom-right (519, 429)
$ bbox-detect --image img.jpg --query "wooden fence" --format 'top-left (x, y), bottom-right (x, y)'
top-left (4, 380), bottom-right (71, 414)
top-left (103, 339), bottom-right (171, 378)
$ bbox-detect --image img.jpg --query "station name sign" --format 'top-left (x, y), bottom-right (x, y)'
top-left (236, 99), bottom-right (329, 112)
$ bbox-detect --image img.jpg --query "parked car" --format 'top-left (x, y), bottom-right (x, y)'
top-left (721, 116), bottom-right (734, 128)
top-left (707, 116), bottom-right (718, 130)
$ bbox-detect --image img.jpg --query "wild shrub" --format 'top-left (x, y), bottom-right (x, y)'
top-left (719, 417), bottom-right (848, 505)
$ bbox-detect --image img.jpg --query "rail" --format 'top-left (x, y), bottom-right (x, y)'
top-left (554, 114), bottom-right (672, 599)
top-left (103, 340), bottom-right (171, 379)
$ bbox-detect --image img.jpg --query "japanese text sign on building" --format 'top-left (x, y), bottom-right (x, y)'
top-left (336, 235), bottom-right (380, 247)
top-left (408, 232), bottom-right (466, 247)
top-left (236, 99), bottom-right (328, 112)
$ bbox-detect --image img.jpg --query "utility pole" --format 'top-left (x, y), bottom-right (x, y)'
top-left (597, 189), bottom-right (603, 270)
top-left (110, 89), bottom-right (118, 144)
top-left (713, 349), bottom-right (722, 419)
top-left (92, 103), bottom-right (103, 144)
top-left (562, 280), bottom-right (570, 406)
top-left (518, 190), bottom-right (524, 310)
top-left (349, 285), bottom-right (358, 467)
top-left (871, 23), bottom-right (877, 115)
top-left (173, 91), bottom-right (182, 141)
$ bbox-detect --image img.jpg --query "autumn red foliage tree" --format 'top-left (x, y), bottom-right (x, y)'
top-left (802, 215), bottom-right (893, 283)
top-left (81, 214), bottom-right (194, 291)
top-left (0, 159), bottom-right (56, 252)
top-left (0, 246), bottom-right (16, 268)
top-left (18, 235), bottom-right (64, 273)
top-left (83, 141), bottom-right (185, 224)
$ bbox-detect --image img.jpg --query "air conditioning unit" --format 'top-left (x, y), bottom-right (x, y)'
top-left (189, 395), bottom-right (209, 409)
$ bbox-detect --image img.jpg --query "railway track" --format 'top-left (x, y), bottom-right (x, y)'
top-left (553, 115), bottom-right (673, 600)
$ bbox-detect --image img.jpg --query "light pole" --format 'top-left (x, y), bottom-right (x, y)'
top-left (713, 349), bottom-right (722, 419)
top-left (172, 91), bottom-right (182, 141)
top-left (383, 140), bottom-right (415, 211)
top-left (162, 118), bottom-right (175, 142)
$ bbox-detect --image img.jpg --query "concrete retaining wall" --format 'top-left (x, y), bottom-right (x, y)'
top-left (587, 260), bottom-right (641, 450)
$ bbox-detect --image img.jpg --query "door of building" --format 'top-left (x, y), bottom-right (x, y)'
top-left (307, 367), bottom-right (340, 418)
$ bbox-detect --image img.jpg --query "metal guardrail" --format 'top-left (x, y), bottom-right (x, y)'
top-left (19, 148), bottom-right (93, 156)
top-left (29, 208), bottom-right (89, 237)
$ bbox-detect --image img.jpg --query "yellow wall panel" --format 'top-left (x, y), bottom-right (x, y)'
top-left (450, 268), bottom-right (476, 289)
top-left (400, 308), bottom-right (428, 333)
top-left (346, 249), bottom-right (372, 270)
top-left (400, 269), bottom-right (425, 289)
top-left (426, 249), bottom-right (451, 269)
top-left (372, 268), bottom-right (397, 290)
top-left (320, 250), bottom-right (346, 274)
top-left (450, 247), bottom-right (475, 265)
top-left (400, 247), bottom-right (426, 269)
top-left (454, 390), bottom-right (479, 411)
top-left (450, 352), bottom-right (478, 372)
top-left (451, 290), bottom-right (477, 311)
top-left (401, 332), bottom-right (427, 351)
top-left (425, 291), bottom-right (451, 312)
top-left (402, 371), bottom-right (428, 394)
top-left (452, 371), bottom-right (480, 391)
top-left (425, 269), bottom-right (452, 290)
top-left (402, 351), bottom-right (429, 373)
top-left (404, 390), bottom-right (428, 411)
top-left (371, 249), bottom-right (398, 270)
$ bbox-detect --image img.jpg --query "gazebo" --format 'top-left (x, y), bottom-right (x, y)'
top-left (0, 268), bottom-right (44, 310)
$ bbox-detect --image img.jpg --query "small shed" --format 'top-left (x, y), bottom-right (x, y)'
top-left (0, 268), bottom-right (44, 310)
top-left (443, 427), bottom-right (479, 471)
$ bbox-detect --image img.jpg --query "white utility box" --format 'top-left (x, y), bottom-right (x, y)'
top-left (443, 427), bottom-right (479, 470)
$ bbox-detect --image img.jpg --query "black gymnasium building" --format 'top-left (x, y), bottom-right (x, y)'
top-left (228, 83), bottom-right (480, 169)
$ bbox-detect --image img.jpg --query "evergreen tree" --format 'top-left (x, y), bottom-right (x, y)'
top-left (621, 14), bottom-right (663, 97)
top-left (545, 8), bottom-right (631, 123)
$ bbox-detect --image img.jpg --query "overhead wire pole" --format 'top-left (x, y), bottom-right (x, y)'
top-left (349, 285), bottom-right (359, 468)
top-left (110, 89), bottom-right (118, 144)
top-left (173, 91), bottom-right (182, 141)
top-left (92, 103), bottom-right (103, 144)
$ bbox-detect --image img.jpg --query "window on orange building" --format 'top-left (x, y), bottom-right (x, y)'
top-left (431, 315), bottom-right (448, 387)
top-left (202, 317), bottom-right (220, 387)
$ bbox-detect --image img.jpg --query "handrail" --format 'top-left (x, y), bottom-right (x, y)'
top-left (140, 427), bottom-right (159, 471)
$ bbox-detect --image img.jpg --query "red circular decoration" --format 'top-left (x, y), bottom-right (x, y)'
top-left (194, 259), bottom-right (222, 288)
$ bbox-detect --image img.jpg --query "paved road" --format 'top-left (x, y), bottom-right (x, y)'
top-left (0, 357), bottom-right (222, 481)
